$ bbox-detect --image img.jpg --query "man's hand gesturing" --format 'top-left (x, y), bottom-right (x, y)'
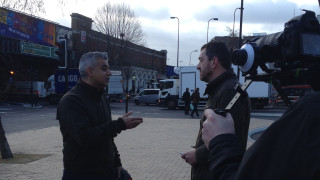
top-left (122, 112), bottom-right (143, 129)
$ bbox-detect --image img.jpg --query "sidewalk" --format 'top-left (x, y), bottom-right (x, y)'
top-left (0, 101), bottom-right (43, 109)
top-left (0, 115), bottom-right (274, 180)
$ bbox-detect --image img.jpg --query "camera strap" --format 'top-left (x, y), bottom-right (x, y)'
top-left (214, 79), bottom-right (252, 116)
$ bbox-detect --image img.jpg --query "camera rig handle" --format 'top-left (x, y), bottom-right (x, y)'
top-left (214, 79), bottom-right (252, 117)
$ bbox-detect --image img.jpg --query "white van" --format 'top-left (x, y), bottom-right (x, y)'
top-left (13, 81), bottom-right (47, 98)
top-left (134, 89), bottom-right (160, 105)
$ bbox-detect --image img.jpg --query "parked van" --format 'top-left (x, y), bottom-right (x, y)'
top-left (134, 89), bottom-right (160, 105)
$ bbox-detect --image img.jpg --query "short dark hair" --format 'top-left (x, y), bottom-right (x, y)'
top-left (201, 41), bottom-right (231, 69)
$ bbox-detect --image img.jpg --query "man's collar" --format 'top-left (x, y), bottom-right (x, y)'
top-left (204, 68), bottom-right (236, 95)
top-left (80, 80), bottom-right (105, 95)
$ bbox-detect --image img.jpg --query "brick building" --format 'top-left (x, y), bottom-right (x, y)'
top-left (70, 13), bottom-right (167, 92)
top-left (0, 7), bottom-right (167, 98)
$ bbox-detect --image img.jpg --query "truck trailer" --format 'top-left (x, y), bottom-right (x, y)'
top-left (9, 81), bottom-right (47, 100)
top-left (46, 68), bottom-right (80, 104)
top-left (159, 66), bottom-right (208, 109)
top-left (46, 69), bottom-right (124, 104)
top-left (236, 65), bottom-right (272, 109)
top-left (160, 65), bottom-right (272, 110)
top-left (107, 70), bottom-right (124, 102)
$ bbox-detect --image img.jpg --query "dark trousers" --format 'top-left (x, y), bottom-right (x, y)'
top-left (191, 103), bottom-right (199, 117)
top-left (185, 102), bottom-right (190, 114)
top-left (62, 169), bottom-right (117, 180)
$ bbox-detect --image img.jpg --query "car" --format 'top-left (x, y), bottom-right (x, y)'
top-left (134, 89), bottom-right (160, 105)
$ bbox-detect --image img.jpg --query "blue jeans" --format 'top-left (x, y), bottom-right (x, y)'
top-left (191, 103), bottom-right (199, 117)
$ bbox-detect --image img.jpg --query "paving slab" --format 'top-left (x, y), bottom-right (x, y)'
top-left (0, 113), bottom-right (274, 180)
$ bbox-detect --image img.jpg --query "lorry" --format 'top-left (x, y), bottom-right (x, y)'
top-left (244, 80), bottom-right (271, 109)
top-left (239, 70), bottom-right (314, 108)
top-left (46, 68), bottom-right (80, 103)
top-left (159, 65), bottom-right (273, 110)
top-left (159, 66), bottom-right (208, 109)
top-left (106, 70), bottom-right (124, 102)
top-left (275, 85), bottom-right (313, 105)
top-left (9, 81), bottom-right (47, 100)
top-left (236, 65), bottom-right (274, 109)
top-left (46, 69), bottom-right (124, 103)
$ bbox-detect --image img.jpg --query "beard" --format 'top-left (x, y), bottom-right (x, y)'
top-left (200, 74), bottom-right (209, 83)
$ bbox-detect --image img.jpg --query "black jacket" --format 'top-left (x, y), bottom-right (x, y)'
top-left (191, 91), bottom-right (200, 104)
top-left (57, 81), bottom-right (127, 173)
top-left (192, 69), bottom-right (251, 180)
top-left (183, 91), bottom-right (191, 103)
top-left (209, 92), bottom-right (320, 180)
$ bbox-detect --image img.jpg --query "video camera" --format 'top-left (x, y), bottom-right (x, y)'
top-left (232, 10), bottom-right (320, 105)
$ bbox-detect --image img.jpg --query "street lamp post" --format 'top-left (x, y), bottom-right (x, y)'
top-left (232, 7), bottom-right (241, 80)
top-left (120, 33), bottom-right (129, 113)
top-left (232, 8), bottom-right (241, 43)
top-left (189, 50), bottom-right (198, 66)
top-left (207, 18), bottom-right (218, 43)
top-left (170, 16), bottom-right (180, 67)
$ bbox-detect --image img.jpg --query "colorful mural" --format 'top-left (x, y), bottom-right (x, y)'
top-left (0, 7), bottom-right (56, 46)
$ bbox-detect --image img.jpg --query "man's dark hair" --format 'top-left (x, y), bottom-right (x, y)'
top-left (201, 41), bottom-right (231, 69)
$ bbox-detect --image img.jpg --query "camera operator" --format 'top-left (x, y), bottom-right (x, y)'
top-left (201, 63), bottom-right (320, 180)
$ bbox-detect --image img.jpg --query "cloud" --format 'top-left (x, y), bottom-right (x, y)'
top-left (55, 18), bottom-right (71, 28)
top-left (194, 1), bottom-right (300, 23)
top-left (242, 1), bottom-right (298, 24)
top-left (193, 0), bottom-right (320, 35)
top-left (42, 0), bottom-right (320, 67)
top-left (135, 6), bottom-right (171, 21)
top-left (143, 25), bottom-right (205, 66)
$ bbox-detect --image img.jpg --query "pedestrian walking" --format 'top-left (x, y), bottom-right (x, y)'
top-left (190, 88), bottom-right (200, 118)
top-left (182, 88), bottom-right (191, 115)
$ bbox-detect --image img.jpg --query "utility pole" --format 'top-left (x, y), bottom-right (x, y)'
top-left (237, 0), bottom-right (244, 80)
top-left (120, 33), bottom-right (129, 113)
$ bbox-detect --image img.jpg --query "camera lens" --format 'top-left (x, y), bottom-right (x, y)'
top-left (232, 49), bottom-right (247, 66)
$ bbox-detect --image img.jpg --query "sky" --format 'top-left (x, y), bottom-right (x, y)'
top-left (41, 0), bottom-right (320, 66)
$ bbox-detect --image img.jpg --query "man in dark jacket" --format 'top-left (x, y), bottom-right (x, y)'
top-left (183, 88), bottom-right (191, 114)
top-left (191, 88), bottom-right (200, 118)
top-left (202, 63), bottom-right (320, 180)
top-left (181, 41), bottom-right (251, 180)
top-left (57, 52), bottom-right (143, 180)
